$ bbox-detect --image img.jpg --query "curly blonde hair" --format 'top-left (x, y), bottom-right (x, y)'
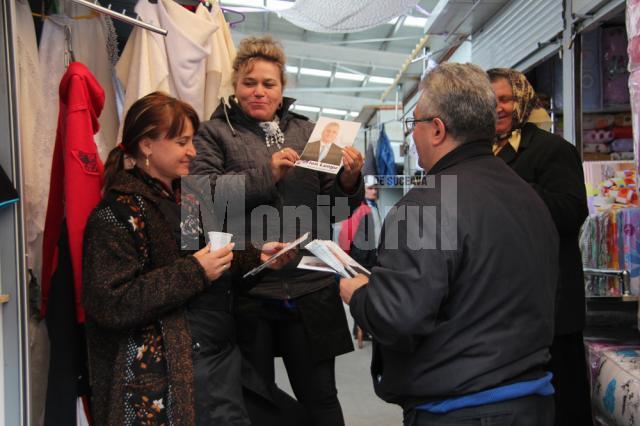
top-left (233, 35), bottom-right (287, 87)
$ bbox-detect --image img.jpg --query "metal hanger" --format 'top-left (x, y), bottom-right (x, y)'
top-left (64, 24), bottom-right (76, 67)
top-left (220, 6), bottom-right (245, 27)
top-left (67, 0), bottom-right (168, 36)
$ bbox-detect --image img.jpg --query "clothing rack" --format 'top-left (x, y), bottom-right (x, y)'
top-left (67, 0), bottom-right (168, 36)
top-left (584, 267), bottom-right (632, 297)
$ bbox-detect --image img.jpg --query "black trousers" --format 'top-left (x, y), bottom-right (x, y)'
top-left (44, 222), bottom-right (90, 426)
top-left (404, 395), bottom-right (554, 426)
top-left (548, 332), bottom-right (593, 425)
top-left (236, 300), bottom-right (345, 426)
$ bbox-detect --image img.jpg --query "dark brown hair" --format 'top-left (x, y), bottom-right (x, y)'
top-left (232, 35), bottom-right (287, 87)
top-left (103, 92), bottom-right (200, 190)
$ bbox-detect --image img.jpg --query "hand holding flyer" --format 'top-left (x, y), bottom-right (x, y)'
top-left (242, 232), bottom-right (310, 278)
top-left (296, 116), bottom-right (362, 174)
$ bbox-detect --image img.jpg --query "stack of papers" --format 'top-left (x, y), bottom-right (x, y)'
top-left (300, 240), bottom-right (370, 278)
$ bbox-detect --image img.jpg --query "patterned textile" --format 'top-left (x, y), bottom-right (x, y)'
top-left (621, 209), bottom-right (640, 295)
top-left (123, 325), bottom-right (169, 426)
top-left (110, 190), bottom-right (170, 425)
top-left (580, 207), bottom-right (640, 295)
top-left (589, 345), bottom-right (640, 425)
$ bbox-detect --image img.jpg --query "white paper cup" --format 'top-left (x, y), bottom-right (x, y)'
top-left (208, 231), bottom-right (233, 251)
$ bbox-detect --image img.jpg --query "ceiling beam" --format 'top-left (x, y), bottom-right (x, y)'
top-left (356, 15), bottom-right (406, 99)
top-left (231, 32), bottom-right (411, 71)
top-left (327, 63), bottom-right (338, 88)
top-left (284, 92), bottom-right (391, 112)
top-left (286, 86), bottom-right (386, 93)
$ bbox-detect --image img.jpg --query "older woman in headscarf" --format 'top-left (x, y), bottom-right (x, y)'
top-left (487, 68), bottom-right (591, 426)
top-left (191, 35), bottom-right (364, 426)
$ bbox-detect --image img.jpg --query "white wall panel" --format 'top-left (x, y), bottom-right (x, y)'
top-left (471, 0), bottom-right (564, 70)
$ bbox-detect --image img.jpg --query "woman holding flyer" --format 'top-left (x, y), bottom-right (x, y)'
top-left (191, 35), bottom-right (364, 425)
top-left (83, 92), bottom-right (301, 426)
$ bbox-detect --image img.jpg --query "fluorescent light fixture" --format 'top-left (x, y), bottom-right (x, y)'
top-left (294, 105), bottom-right (321, 112)
top-left (266, 0), bottom-right (295, 11)
top-left (322, 108), bottom-right (348, 116)
top-left (335, 72), bottom-right (365, 81)
top-left (299, 67), bottom-right (332, 78)
top-left (349, 111), bottom-right (360, 117)
top-left (285, 65), bottom-right (299, 73)
top-left (404, 16), bottom-right (428, 27)
top-left (369, 76), bottom-right (395, 84)
top-left (387, 15), bottom-right (428, 28)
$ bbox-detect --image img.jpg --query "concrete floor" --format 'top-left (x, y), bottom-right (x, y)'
top-left (274, 306), bottom-right (402, 426)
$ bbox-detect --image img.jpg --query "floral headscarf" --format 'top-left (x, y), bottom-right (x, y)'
top-left (488, 68), bottom-right (540, 138)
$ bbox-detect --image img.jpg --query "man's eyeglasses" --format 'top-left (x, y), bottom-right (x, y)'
top-left (403, 116), bottom-right (437, 133)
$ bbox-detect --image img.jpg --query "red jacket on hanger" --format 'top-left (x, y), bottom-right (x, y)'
top-left (41, 62), bottom-right (105, 323)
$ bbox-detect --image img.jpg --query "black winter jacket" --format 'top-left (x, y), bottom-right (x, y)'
top-left (497, 123), bottom-right (588, 335)
top-left (350, 141), bottom-right (559, 410)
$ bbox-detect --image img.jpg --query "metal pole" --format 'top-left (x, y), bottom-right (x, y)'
top-left (68, 0), bottom-right (168, 36)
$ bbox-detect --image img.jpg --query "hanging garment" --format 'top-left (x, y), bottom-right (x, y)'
top-left (48, 2), bottom-right (119, 160)
top-left (0, 165), bottom-right (18, 209)
top-left (44, 221), bottom-right (91, 426)
top-left (279, 0), bottom-right (419, 33)
top-left (35, 8), bottom-right (119, 256)
top-left (202, 1), bottom-right (236, 119)
top-left (376, 125), bottom-right (396, 177)
top-left (41, 62), bottom-right (105, 323)
top-left (362, 141), bottom-right (378, 177)
top-left (116, 0), bottom-right (219, 122)
top-left (15, 0), bottom-right (43, 262)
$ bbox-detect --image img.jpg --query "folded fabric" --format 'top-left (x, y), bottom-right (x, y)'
top-left (584, 129), bottom-right (615, 144)
top-left (583, 115), bottom-right (615, 130)
top-left (612, 127), bottom-right (633, 139)
top-left (593, 349), bottom-right (640, 426)
top-left (611, 138), bottom-right (634, 152)
top-left (583, 143), bottom-right (612, 154)
top-left (610, 152), bottom-right (635, 161)
top-left (613, 113), bottom-right (632, 127)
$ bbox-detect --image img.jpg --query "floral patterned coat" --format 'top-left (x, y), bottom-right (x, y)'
top-left (82, 169), bottom-right (259, 426)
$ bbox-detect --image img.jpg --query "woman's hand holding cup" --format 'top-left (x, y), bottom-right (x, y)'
top-left (194, 243), bottom-right (234, 281)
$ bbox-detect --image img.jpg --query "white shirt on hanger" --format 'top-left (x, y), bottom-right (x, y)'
top-left (116, 0), bottom-right (221, 123)
top-left (201, 2), bottom-right (236, 119)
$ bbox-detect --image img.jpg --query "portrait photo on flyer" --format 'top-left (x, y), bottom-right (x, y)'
top-left (295, 116), bottom-right (362, 174)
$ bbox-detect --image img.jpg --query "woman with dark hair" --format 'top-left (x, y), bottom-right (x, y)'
top-left (191, 36), bottom-right (364, 426)
top-left (83, 91), bottom-right (295, 426)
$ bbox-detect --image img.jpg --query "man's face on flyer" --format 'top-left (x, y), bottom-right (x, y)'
top-left (321, 123), bottom-right (340, 144)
